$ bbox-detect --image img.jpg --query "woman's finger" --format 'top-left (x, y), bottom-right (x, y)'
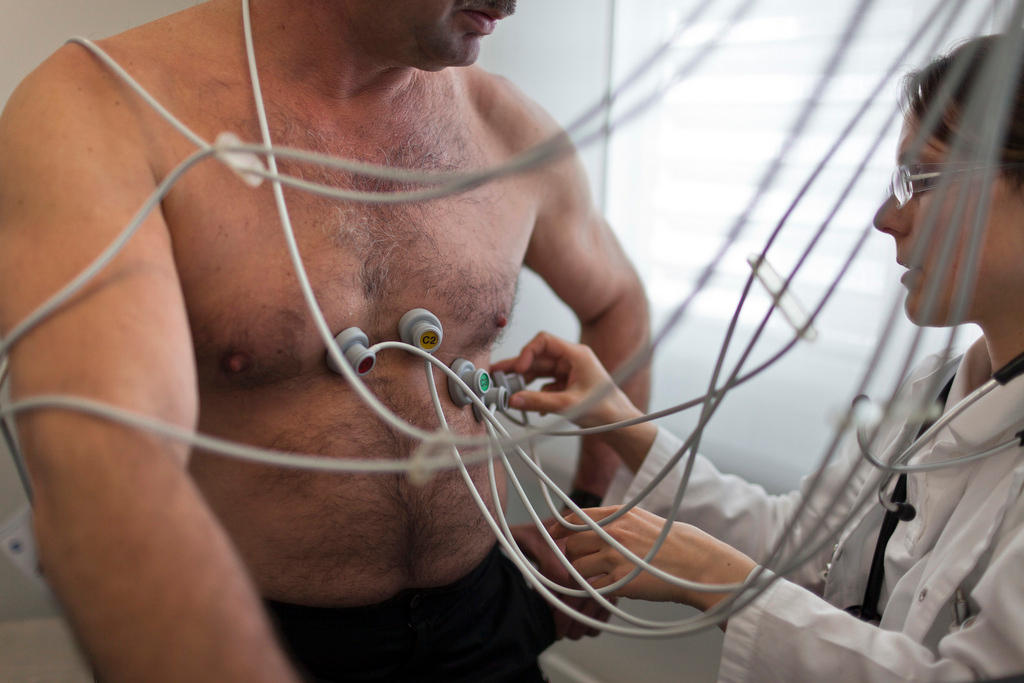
top-left (508, 389), bottom-right (572, 414)
top-left (548, 506), bottom-right (619, 539)
top-left (570, 549), bottom-right (615, 582)
top-left (564, 530), bottom-right (607, 561)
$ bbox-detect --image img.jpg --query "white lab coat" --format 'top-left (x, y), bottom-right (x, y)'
top-left (604, 338), bottom-right (1024, 681)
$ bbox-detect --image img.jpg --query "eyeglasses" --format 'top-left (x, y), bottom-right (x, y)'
top-left (889, 164), bottom-right (944, 208)
top-left (888, 162), bottom-right (1023, 209)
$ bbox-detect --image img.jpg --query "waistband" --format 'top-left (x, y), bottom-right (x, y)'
top-left (264, 543), bottom-right (501, 623)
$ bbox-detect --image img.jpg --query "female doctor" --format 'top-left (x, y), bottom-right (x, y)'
top-left (494, 35), bottom-right (1024, 680)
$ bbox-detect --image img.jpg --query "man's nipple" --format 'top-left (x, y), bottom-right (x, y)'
top-left (496, 314), bottom-right (508, 328)
top-left (220, 350), bottom-right (254, 374)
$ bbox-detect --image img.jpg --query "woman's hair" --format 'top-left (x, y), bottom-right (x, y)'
top-left (902, 34), bottom-right (1024, 188)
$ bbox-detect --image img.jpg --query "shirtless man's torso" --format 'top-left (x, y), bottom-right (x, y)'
top-left (140, 4), bottom-right (533, 606)
top-left (0, 1), bottom-right (649, 679)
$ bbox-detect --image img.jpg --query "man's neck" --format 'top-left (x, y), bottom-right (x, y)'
top-left (237, 0), bottom-right (420, 102)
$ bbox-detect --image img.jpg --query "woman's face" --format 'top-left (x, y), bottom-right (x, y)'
top-left (873, 118), bottom-right (1024, 330)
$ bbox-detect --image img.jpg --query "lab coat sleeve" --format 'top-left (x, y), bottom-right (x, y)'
top-left (604, 427), bottom-right (870, 591)
top-left (719, 537), bottom-right (1024, 683)
top-left (719, 578), bottom-right (965, 682)
top-left (719, 492), bottom-right (1024, 682)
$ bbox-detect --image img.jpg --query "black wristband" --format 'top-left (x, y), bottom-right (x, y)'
top-left (567, 488), bottom-right (603, 510)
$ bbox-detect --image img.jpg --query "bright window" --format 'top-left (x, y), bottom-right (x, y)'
top-left (605, 0), bottom-right (1002, 490)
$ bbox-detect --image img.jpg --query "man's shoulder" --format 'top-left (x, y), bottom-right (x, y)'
top-left (8, 3), bottom-right (226, 121)
top-left (0, 38), bottom-right (162, 221)
top-left (456, 65), bottom-right (562, 152)
top-left (1, 44), bottom-right (126, 154)
top-left (2, 4), bottom-right (231, 166)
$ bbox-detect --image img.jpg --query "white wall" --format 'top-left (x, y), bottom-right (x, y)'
top-left (479, 1), bottom-right (612, 359)
top-left (0, 1), bottom-right (202, 104)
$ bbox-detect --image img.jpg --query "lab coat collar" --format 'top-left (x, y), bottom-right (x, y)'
top-left (942, 337), bottom-right (1024, 452)
top-left (902, 338), bottom-right (1023, 554)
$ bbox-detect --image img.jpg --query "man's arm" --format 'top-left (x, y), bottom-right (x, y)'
top-left (525, 138), bottom-right (651, 500)
top-left (0, 49), bottom-right (297, 682)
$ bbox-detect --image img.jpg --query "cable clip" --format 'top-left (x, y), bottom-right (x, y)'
top-left (747, 254), bottom-right (818, 341)
top-left (407, 446), bottom-right (433, 487)
top-left (214, 132), bottom-right (266, 188)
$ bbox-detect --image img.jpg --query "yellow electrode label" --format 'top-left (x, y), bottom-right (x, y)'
top-left (419, 332), bottom-right (440, 350)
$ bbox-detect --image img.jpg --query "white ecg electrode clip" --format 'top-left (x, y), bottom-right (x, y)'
top-left (214, 132), bottom-right (267, 188)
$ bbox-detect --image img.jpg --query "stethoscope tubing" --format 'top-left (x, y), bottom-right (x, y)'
top-left (858, 363), bottom-right (1024, 512)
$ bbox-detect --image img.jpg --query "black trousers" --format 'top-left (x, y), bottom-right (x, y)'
top-left (265, 545), bottom-right (556, 682)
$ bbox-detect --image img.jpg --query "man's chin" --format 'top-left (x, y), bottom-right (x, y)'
top-left (419, 40), bottom-right (482, 70)
top-left (451, 38), bottom-right (483, 66)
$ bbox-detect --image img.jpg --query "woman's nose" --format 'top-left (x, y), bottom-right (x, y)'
top-left (873, 194), bottom-right (909, 237)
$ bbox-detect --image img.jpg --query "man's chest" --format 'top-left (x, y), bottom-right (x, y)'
top-left (162, 153), bottom-right (536, 389)
top-left (145, 73), bottom-right (543, 381)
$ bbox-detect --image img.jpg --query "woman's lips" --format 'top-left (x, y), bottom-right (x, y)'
top-left (900, 268), bottom-right (924, 289)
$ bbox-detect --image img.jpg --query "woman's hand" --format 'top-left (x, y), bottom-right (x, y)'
top-left (491, 332), bottom-right (657, 469)
top-left (548, 506), bottom-right (756, 613)
top-left (492, 331), bottom-right (640, 428)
